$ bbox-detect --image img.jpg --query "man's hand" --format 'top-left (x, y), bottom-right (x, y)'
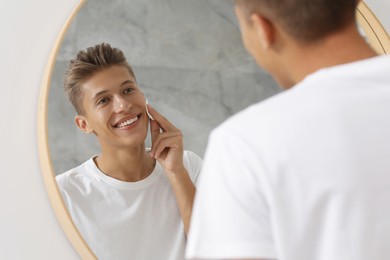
top-left (146, 104), bottom-right (196, 236)
top-left (148, 104), bottom-right (185, 174)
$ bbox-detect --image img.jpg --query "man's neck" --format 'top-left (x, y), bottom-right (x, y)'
top-left (95, 144), bottom-right (156, 182)
top-left (282, 23), bottom-right (378, 88)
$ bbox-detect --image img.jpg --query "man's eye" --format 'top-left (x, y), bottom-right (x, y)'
top-left (124, 88), bottom-right (135, 94)
top-left (97, 97), bottom-right (109, 105)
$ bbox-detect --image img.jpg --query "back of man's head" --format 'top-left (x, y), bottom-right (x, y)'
top-left (235, 0), bottom-right (358, 42)
top-left (64, 43), bottom-right (136, 115)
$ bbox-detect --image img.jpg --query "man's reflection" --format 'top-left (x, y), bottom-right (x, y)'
top-left (56, 43), bottom-right (202, 260)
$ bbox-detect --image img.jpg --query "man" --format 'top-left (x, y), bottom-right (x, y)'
top-left (56, 43), bottom-right (202, 260)
top-left (187, 0), bottom-right (390, 259)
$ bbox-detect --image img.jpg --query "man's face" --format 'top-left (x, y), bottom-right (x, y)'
top-left (76, 65), bottom-right (149, 149)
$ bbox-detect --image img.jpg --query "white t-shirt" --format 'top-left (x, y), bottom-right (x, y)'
top-left (56, 150), bottom-right (202, 260)
top-left (186, 56), bottom-right (390, 260)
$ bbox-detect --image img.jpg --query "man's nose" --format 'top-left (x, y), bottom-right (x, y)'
top-left (113, 96), bottom-right (131, 113)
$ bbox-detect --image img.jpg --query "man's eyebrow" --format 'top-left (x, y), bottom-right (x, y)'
top-left (121, 79), bottom-right (136, 86)
top-left (92, 79), bottom-right (135, 99)
top-left (92, 90), bottom-right (108, 100)
top-left (92, 80), bottom-right (136, 100)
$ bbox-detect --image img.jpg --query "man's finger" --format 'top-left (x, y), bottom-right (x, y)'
top-left (150, 131), bottom-right (181, 157)
top-left (154, 137), bottom-right (181, 159)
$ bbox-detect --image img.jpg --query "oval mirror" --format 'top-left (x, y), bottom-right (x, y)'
top-left (38, 1), bottom-right (389, 258)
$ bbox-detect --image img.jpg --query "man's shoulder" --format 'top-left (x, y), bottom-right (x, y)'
top-left (56, 159), bottom-right (93, 189)
top-left (183, 150), bottom-right (202, 163)
top-left (182, 150), bottom-right (203, 184)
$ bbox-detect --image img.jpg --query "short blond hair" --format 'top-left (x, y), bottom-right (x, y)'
top-left (64, 43), bottom-right (136, 115)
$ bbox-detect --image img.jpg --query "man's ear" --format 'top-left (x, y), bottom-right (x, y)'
top-left (75, 115), bottom-right (93, 134)
top-left (250, 13), bottom-right (274, 50)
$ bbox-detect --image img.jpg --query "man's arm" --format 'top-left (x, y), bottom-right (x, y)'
top-left (147, 104), bottom-right (196, 235)
top-left (164, 167), bottom-right (196, 235)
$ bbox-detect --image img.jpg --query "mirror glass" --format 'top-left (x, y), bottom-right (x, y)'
top-left (48, 0), bottom-right (280, 175)
top-left (45, 0), bottom-right (388, 258)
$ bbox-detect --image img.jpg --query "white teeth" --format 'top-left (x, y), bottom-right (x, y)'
top-left (116, 116), bottom-right (138, 128)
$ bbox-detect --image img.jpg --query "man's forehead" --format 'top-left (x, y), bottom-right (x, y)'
top-left (82, 67), bottom-right (137, 95)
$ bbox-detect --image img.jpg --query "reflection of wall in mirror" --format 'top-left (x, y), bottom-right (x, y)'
top-left (48, 0), bottom-right (281, 175)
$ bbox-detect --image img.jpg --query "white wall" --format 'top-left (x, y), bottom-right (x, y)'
top-left (0, 0), bottom-right (388, 259)
top-left (0, 1), bottom-right (80, 259)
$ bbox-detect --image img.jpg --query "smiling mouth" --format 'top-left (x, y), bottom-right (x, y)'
top-left (114, 114), bottom-right (141, 128)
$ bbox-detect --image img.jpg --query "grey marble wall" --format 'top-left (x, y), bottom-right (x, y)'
top-left (48, 0), bottom-right (280, 175)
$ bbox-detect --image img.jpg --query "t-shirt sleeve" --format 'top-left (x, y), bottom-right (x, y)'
top-left (186, 128), bottom-right (277, 259)
top-left (55, 173), bottom-right (73, 212)
top-left (183, 150), bottom-right (203, 185)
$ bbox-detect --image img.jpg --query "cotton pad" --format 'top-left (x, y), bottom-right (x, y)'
top-left (145, 99), bottom-right (155, 120)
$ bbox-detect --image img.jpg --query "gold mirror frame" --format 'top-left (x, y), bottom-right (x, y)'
top-left (356, 2), bottom-right (390, 54)
top-left (37, 1), bottom-right (96, 259)
top-left (37, 1), bottom-right (389, 259)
